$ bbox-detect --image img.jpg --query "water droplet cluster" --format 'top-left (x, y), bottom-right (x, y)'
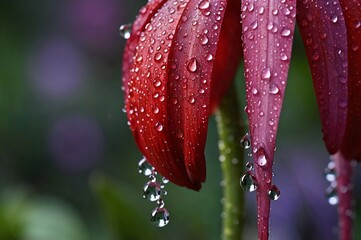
top-left (239, 133), bottom-right (280, 200)
top-left (119, 23), bottom-right (132, 39)
top-left (324, 158), bottom-right (338, 206)
top-left (138, 157), bottom-right (170, 227)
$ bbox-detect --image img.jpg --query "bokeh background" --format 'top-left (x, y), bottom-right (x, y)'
top-left (1, 1), bottom-right (361, 239)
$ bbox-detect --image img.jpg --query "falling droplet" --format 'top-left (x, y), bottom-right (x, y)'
top-left (326, 186), bottom-right (338, 205)
top-left (240, 133), bottom-right (251, 149)
top-left (268, 185), bottom-right (281, 200)
top-left (187, 57), bottom-right (198, 72)
top-left (138, 157), bottom-right (154, 176)
top-left (324, 161), bottom-right (336, 182)
top-left (119, 24), bottom-right (132, 39)
top-left (240, 172), bottom-right (258, 192)
top-left (150, 207), bottom-right (170, 227)
top-left (261, 68), bottom-right (271, 80)
top-left (143, 181), bottom-right (162, 201)
top-left (245, 162), bottom-right (254, 171)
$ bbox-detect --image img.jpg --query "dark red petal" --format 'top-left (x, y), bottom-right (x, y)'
top-left (210, 0), bottom-right (242, 113)
top-left (241, 1), bottom-right (296, 239)
top-left (339, 0), bottom-right (361, 160)
top-left (167, 0), bottom-right (241, 184)
top-left (122, 0), bottom-right (168, 102)
top-left (297, 0), bottom-right (348, 154)
top-left (125, 0), bottom-right (238, 190)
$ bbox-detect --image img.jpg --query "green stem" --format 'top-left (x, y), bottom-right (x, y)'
top-left (215, 84), bottom-right (245, 240)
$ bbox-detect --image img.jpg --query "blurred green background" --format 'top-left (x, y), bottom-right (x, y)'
top-left (1, 1), bottom-right (360, 239)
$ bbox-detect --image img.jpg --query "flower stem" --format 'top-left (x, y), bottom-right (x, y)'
top-left (215, 84), bottom-right (245, 240)
top-left (334, 151), bottom-right (354, 240)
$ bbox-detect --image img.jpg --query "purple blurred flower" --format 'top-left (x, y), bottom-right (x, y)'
top-left (28, 38), bottom-right (86, 100)
top-left (49, 116), bottom-right (104, 172)
top-left (65, 0), bottom-right (125, 54)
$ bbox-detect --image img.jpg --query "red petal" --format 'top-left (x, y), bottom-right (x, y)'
top-left (241, 1), bottom-right (296, 238)
top-left (124, 0), bottom-right (240, 190)
top-left (242, 1), bottom-right (296, 165)
top-left (122, 0), bottom-right (168, 102)
top-left (339, 0), bottom-right (361, 160)
top-left (297, 0), bottom-right (348, 154)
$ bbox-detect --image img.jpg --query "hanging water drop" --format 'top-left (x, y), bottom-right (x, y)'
top-left (326, 186), bottom-right (338, 205)
top-left (150, 207), bottom-right (170, 227)
top-left (240, 172), bottom-right (258, 192)
top-left (245, 162), bottom-right (254, 171)
top-left (268, 185), bottom-right (281, 200)
top-left (143, 181), bottom-right (162, 201)
top-left (119, 24), bottom-right (132, 39)
top-left (324, 161), bottom-right (336, 182)
top-left (240, 133), bottom-right (251, 149)
top-left (138, 157), bottom-right (154, 176)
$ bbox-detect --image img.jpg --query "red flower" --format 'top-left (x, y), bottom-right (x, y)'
top-left (122, 0), bottom-right (242, 190)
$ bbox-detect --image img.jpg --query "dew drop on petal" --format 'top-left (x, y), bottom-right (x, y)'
top-left (198, 0), bottom-right (210, 10)
top-left (154, 52), bottom-right (163, 62)
top-left (280, 28), bottom-right (291, 37)
top-left (268, 185), bottom-right (281, 200)
top-left (187, 57), bottom-right (198, 72)
top-left (261, 67), bottom-right (271, 80)
top-left (155, 122), bottom-right (164, 132)
top-left (240, 172), bottom-right (258, 192)
top-left (331, 15), bottom-right (338, 23)
top-left (269, 84), bottom-right (280, 94)
top-left (150, 207), bottom-right (170, 227)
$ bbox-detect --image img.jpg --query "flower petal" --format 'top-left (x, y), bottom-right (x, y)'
top-left (122, 0), bottom-right (168, 102)
top-left (297, 0), bottom-right (348, 154)
top-left (339, 0), bottom-right (361, 160)
top-left (241, 0), bottom-right (296, 238)
top-left (124, 0), bottom-right (241, 190)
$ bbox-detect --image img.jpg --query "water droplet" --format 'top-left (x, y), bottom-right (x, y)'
top-left (155, 122), bottom-right (164, 132)
top-left (138, 157), bottom-right (154, 176)
top-left (326, 186), bottom-right (338, 205)
top-left (143, 181), bottom-right (162, 201)
top-left (354, 20), bottom-right (361, 29)
top-left (200, 35), bottom-right (209, 45)
top-left (257, 149), bottom-right (267, 167)
top-left (198, 0), bottom-right (210, 10)
top-left (153, 79), bottom-right (162, 88)
top-left (324, 161), bottom-right (336, 182)
top-left (240, 134), bottom-right (251, 149)
top-left (269, 84), bottom-right (280, 94)
top-left (245, 162), bottom-right (254, 171)
top-left (280, 52), bottom-right (288, 61)
top-left (268, 185), bottom-right (281, 200)
top-left (331, 15), bottom-right (338, 23)
top-left (261, 68), bottom-right (271, 80)
top-left (280, 28), bottom-right (291, 37)
top-left (251, 87), bottom-right (258, 95)
top-left (205, 53), bottom-right (213, 61)
top-left (119, 24), bottom-right (132, 39)
top-left (162, 177), bottom-right (169, 184)
top-left (240, 172), bottom-right (258, 192)
top-left (154, 52), bottom-right (163, 62)
top-left (187, 57), bottom-right (198, 72)
top-left (151, 207), bottom-right (170, 227)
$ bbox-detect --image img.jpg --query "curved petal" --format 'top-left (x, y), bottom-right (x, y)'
top-left (339, 0), bottom-right (361, 160)
top-left (124, 0), bottom-right (240, 190)
top-left (241, 0), bottom-right (296, 238)
top-left (297, 0), bottom-right (348, 154)
top-left (122, 0), bottom-right (168, 103)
